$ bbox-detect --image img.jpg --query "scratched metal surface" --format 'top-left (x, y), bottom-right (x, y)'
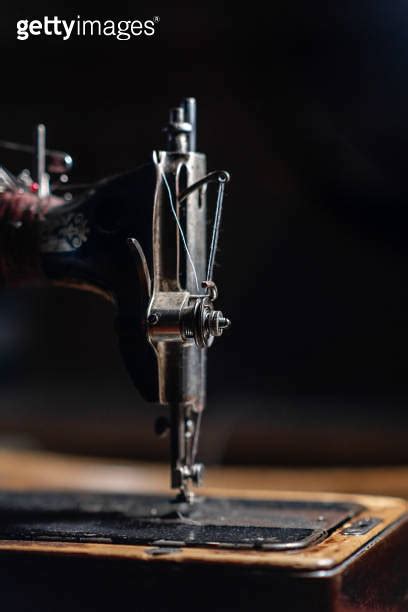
top-left (0, 492), bottom-right (362, 550)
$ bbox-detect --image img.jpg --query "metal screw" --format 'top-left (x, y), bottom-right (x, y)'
top-left (185, 419), bottom-right (194, 439)
top-left (208, 310), bottom-right (231, 337)
top-left (191, 463), bottom-right (205, 486)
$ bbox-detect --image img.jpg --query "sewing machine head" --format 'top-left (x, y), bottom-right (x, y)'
top-left (0, 98), bottom-right (230, 502)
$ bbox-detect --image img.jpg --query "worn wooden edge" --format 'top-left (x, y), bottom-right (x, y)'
top-left (0, 488), bottom-right (405, 572)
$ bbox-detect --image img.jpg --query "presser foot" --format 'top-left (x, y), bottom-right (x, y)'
top-left (172, 462), bottom-right (205, 505)
top-left (174, 485), bottom-right (195, 505)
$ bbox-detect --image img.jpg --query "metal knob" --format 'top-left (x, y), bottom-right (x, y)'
top-left (164, 106), bottom-right (192, 153)
top-left (207, 310), bottom-right (231, 337)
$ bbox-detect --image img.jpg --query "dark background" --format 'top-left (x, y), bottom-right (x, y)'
top-left (1, 1), bottom-right (408, 465)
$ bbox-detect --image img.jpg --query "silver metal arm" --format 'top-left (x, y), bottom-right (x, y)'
top-left (148, 99), bottom-right (230, 501)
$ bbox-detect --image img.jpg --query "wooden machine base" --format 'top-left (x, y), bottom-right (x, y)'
top-left (0, 488), bottom-right (406, 611)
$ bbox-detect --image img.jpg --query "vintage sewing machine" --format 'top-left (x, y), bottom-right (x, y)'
top-left (0, 99), bottom-right (407, 611)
